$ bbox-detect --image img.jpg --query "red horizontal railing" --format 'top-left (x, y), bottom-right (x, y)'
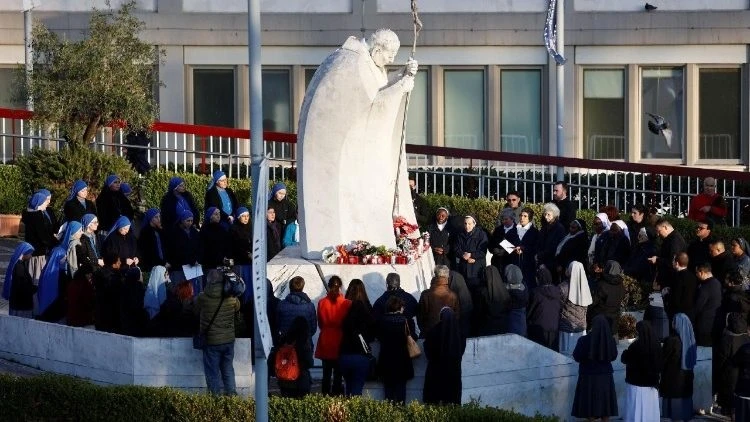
top-left (2, 106), bottom-right (749, 181)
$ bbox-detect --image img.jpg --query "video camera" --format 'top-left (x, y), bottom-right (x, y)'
top-left (218, 258), bottom-right (246, 297)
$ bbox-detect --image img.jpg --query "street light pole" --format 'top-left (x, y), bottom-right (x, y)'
top-left (247, 0), bottom-right (268, 421)
top-left (23, 0), bottom-right (36, 111)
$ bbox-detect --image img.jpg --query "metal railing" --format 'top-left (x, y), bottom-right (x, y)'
top-left (2, 107), bottom-right (750, 225)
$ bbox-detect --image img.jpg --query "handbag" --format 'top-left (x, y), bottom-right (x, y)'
top-left (193, 294), bottom-right (226, 350)
top-left (358, 334), bottom-right (378, 381)
top-left (405, 321), bottom-right (422, 358)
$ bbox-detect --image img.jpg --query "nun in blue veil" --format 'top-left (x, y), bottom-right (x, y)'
top-left (205, 170), bottom-right (239, 230)
top-left (2, 242), bottom-right (36, 318)
top-left (37, 221), bottom-right (83, 322)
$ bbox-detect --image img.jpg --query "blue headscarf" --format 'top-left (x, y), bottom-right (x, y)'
top-left (168, 177), bottom-right (184, 193)
top-left (204, 206), bottom-right (219, 224)
top-left (144, 265), bottom-right (168, 319)
top-left (208, 170), bottom-right (226, 191)
top-left (269, 182), bottom-right (287, 201)
top-left (235, 207), bottom-right (249, 218)
top-left (105, 174), bottom-right (119, 188)
top-left (121, 183), bottom-right (132, 196)
top-left (38, 222), bottom-right (82, 314)
top-left (1, 242), bottom-right (34, 300)
top-left (58, 221), bottom-right (83, 249)
top-left (106, 216), bottom-right (131, 239)
top-left (143, 208), bottom-right (160, 228)
top-left (28, 189), bottom-right (51, 210)
top-left (178, 209), bottom-right (193, 223)
top-left (67, 180), bottom-right (88, 201)
top-left (674, 313), bottom-right (697, 370)
top-left (81, 214), bottom-right (97, 230)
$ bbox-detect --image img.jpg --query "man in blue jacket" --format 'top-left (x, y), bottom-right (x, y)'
top-left (276, 276), bottom-right (317, 339)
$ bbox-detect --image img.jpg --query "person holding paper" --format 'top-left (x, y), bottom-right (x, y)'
top-left (167, 210), bottom-right (203, 296)
top-left (489, 208), bottom-right (520, 273)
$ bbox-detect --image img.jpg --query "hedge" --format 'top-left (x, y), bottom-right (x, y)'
top-left (0, 374), bottom-right (558, 422)
top-left (0, 165), bottom-right (27, 214)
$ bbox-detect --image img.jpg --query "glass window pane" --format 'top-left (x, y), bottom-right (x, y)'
top-left (501, 69), bottom-right (541, 154)
top-left (262, 69), bottom-right (292, 159)
top-left (583, 69), bottom-right (625, 160)
top-left (699, 68), bottom-right (741, 160)
top-left (0, 68), bottom-right (24, 109)
top-left (193, 68), bottom-right (235, 127)
top-left (641, 67), bottom-right (683, 159)
top-left (262, 69), bottom-right (291, 132)
top-left (444, 70), bottom-right (484, 149)
top-left (304, 68), bottom-right (317, 92)
top-left (406, 70), bottom-right (428, 145)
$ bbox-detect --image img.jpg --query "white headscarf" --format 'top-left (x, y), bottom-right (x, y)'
top-left (567, 261), bottom-right (592, 306)
top-left (595, 213), bottom-right (611, 231)
top-left (612, 219), bottom-right (630, 241)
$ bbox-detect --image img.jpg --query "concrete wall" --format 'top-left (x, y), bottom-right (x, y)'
top-left (0, 314), bottom-right (254, 395)
top-left (0, 312), bottom-right (712, 419)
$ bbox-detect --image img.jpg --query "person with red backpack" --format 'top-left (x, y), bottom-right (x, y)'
top-left (276, 316), bottom-right (313, 398)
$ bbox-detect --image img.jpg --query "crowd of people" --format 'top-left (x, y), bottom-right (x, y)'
top-left (419, 178), bottom-right (750, 420)
top-left (1, 171), bottom-right (297, 395)
top-left (4, 173), bottom-right (750, 417)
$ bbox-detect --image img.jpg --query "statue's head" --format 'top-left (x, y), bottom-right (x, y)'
top-left (367, 29), bottom-right (400, 67)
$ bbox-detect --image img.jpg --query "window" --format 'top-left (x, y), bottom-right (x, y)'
top-left (405, 70), bottom-right (429, 145)
top-left (262, 69), bottom-right (292, 158)
top-left (193, 68), bottom-right (235, 154)
top-left (304, 67), bottom-right (317, 92)
top-left (699, 68), bottom-right (741, 160)
top-left (444, 70), bottom-right (484, 149)
top-left (501, 69), bottom-right (541, 154)
top-left (583, 69), bottom-right (625, 159)
top-left (641, 67), bottom-right (683, 159)
top-left (0, 68), bottom-right (24, 109)
top-left (193, 68), bottom-right (235, 127)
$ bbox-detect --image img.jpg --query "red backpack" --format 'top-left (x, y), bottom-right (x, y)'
top-left (274, 343), bottom-right (300, 381)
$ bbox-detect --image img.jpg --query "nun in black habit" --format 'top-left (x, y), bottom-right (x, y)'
top-left (571, 314), bottom-right (619, 420)
top-left (423, 306), bottom-right (466, 405)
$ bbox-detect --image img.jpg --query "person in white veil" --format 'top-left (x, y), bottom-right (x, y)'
top-left (588, 213), bottom-right (611, 268)
top-left (144, 265), bottom-right (169, 320)
top-left (558, 261), bottom-right (593, 356)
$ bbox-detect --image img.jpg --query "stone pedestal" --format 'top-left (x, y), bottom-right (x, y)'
top-left (267, 245), bottom-right (435, 303)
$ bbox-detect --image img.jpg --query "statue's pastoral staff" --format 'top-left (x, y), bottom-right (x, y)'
top-left (297, 29), bottom-right (419, 259)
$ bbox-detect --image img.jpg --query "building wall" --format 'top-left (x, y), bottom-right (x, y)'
top-left (0, 0), bottom-right (749, 169)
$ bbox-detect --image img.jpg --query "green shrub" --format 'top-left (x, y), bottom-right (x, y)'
top-left (0, 165), bottom-right (27, 214)
top-left (0, 374), bottom-right (557, 422)
top-left (14, 147), bottom-right (137, 214)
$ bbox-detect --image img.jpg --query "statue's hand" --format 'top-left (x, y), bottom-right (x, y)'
top-left (405, 58), bottom-right (418, 76)
top-left (401, 76), bottom-right (415, 93)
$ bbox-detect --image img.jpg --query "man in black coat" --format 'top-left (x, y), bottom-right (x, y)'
top-left (663, 252), bottom-right (698, 321)
top-left (427, 207), bottom-right (452, 267)
top-left (124, 130), bottom-right (152, 174)
top-left (709, 240), bottom-right (738, 287)
top-left (372, 273), bottom-right (418, 336)
top-left (552, 181), bottom-right (577, 228)
top-left (687, 220), bottom-right (716, 272)
top-left (693, 262), bottom-right (723, 346)
top-left (649, 219), bottom-right (687, 288)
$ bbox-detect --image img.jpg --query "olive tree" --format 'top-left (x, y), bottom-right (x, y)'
top-left (18, 1), bottom-right (163, 149)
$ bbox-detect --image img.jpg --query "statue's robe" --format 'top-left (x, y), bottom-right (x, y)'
top-left (298, 36), bottom-right (417, 259)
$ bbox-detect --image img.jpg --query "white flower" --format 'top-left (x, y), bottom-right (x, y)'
top-left (321, 247), bottom-right (338, 264)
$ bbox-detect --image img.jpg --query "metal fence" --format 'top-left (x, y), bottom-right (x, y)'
top-left (2, 107), bottom-right (750, 225)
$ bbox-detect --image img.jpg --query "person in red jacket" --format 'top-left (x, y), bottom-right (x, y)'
top-left (315, 276), bottom-right (351, 395)
top-left (687, 177), bottom-right (728, 225)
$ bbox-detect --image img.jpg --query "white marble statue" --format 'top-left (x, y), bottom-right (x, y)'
top-left (297, 29), bottom-right (419, 259)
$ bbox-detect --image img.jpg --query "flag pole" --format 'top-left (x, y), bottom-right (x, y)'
top-left (555, 0), bottom-right (565, 181)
